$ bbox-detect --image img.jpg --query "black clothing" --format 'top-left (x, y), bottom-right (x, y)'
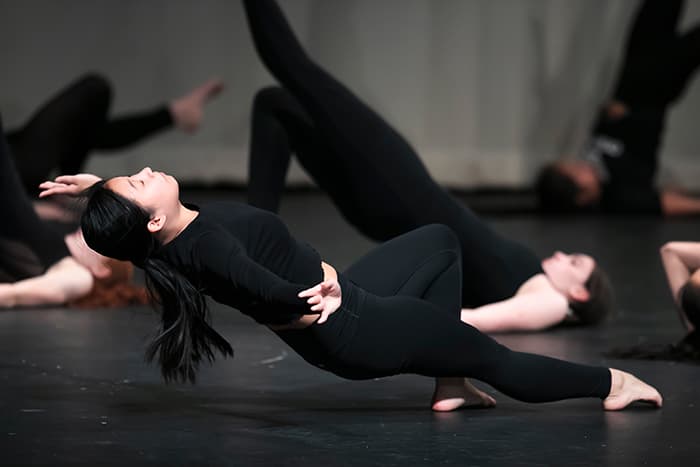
top-left (6, 74), bottom-right (173, 194)
top-left (245, 24), bottom-right (542, 308)
top-left (239, 0), bottom-right (613, 403)
top-left (0, 116), bottom-right (69, 279)
top-left (606, 330), bottom-right (700, 363)
top-left (584, 0), bottom-right (700, 214)
top-left (612, 0), bottom-right (700, 110)
top-left (584, 109), bottom-right (664, 214)
top-left (0, 73), bottom-right (173, 278)
top-left (157, 202), bottom-right (324, 325)
top-left (159, 194), bottom-right (611, 401)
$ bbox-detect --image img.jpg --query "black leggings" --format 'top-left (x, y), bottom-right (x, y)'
top-left (613, 0), bottom-right (700, 109)
top-left (0, 116), bottom-right (69, 279)
top-left (244, 0), bottom-right (541, 308)
top-left (246, 0), bottom-right (611, 403)
top-left (277, 225), bottom-right (610, 402)
top-left (243, 0), bottom-right (441, 244)
top-left (6, 73), bottom-right (173, 194)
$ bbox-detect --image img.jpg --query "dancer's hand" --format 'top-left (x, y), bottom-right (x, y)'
top-left (298, 279), bottom-right (342, 324)
top-left (38, 174), bottom-right (102, 198)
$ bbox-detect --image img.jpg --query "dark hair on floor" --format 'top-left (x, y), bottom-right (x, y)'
top-left (606, 279), bottom-right (700, 362)
top-left (81, 181), bottom-right (233, 383)
top-left (569, 265), bottom-right (614, 325)
top-left (535, 164), bottom-right (580, 213)
top-left (606, 330), bottom-right (700, 363)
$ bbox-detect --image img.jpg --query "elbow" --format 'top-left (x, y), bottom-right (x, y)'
top-left (660, 242), bottom-right (677, 258)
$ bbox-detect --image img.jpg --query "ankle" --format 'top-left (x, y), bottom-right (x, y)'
top-left (607, 368), bottom-right (623, 397)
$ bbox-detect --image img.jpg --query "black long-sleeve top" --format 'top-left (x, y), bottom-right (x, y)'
top-left (156, 201), bottom-right (323, 324)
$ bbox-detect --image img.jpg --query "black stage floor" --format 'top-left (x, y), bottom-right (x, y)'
top-left (2, 191), bottom-right (700, 466)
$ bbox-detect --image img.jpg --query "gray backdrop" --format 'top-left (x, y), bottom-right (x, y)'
top-left (1, 0), bottom-right (699, 188)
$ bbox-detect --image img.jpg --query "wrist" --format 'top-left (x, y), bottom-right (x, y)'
top-left (0, 283), bottom-right (17, 308)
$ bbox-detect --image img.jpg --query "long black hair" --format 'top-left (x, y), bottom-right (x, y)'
top-left (605, 279), bottom-right (700, 362)
top-left (81, 181), bottom-right (233, 383)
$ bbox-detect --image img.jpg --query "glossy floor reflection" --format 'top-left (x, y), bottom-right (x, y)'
top-left (1, 191), bottom-right (698, 466)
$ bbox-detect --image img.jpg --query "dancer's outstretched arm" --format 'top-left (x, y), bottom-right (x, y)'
top-left (0, 257), bottom-right (93, 308)
top-left (461, 285), bottom-right (568, 333)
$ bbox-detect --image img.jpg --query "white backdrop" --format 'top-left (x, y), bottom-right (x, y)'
top-left (1, 0), bottom-right (700, 188)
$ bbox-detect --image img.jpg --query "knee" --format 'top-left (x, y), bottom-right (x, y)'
top-left (421, 224), bottom-right (461, 255)
top-left (74, 73), bottom-right (113, 107)
top-left (252, 86), bottom-right (291, 112)
top-left (473, 342), bottom-right (512, 379)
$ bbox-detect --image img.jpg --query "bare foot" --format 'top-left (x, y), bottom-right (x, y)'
top-left (169, 78), bottom-right (224, 132)
top-left (431, 378), bottom-right (497, 412)
top-left (603, 369), bottom-right (663, 411)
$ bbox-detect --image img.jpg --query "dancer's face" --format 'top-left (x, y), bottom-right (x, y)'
top-left (105, 167), bottom-right (180, 231)
top-left (541, 251), bottom-right (595, 302)
top-left (555, 162), bottom-right (601, 206)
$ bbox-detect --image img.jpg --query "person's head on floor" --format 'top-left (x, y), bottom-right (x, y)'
top-left (536, 161), bottom-right (602, 213)
top-left (69, 258), bottom-right (150, 309)
top-left (542, 251), bottom-right (614, 325)
top-left (63, 228), bottom-right (150, 308)
top-left (680, 270), bottom-right (700, 329)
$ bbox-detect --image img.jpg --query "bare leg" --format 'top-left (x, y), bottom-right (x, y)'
top-left (0, 257), bottom-right (93, 308)
top-left (431, 377), bottom-right (497, 412)
top-left (603, 369), bottom-right (663, 410)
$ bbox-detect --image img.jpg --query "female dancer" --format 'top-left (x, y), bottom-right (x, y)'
top-left (39, 0), bottom-right (662, 413)
top-left (0, 116), bottom-right (146, 309)
top-left (242, 0), bottom-right (611, 332)
top-left (42, 164), bottom-right (662, 412)
top-left (536, 0), bottom-right (700, 215)
top-left (6, 73), bottom-right (222, 201)
top-left (605, 242), bottom-right (700, 361)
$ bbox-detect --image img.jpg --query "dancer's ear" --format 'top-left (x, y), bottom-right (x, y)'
top-left (147, 215), bottom-right (166, 234)
top-left (568, 284), bottom-right (590, 303)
